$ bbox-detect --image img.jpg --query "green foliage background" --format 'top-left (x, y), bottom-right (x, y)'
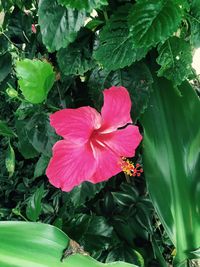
top-left (0, 0), bottom-right (199, 266)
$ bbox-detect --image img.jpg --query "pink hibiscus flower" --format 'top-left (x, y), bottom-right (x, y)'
top-left (46, 86), bottom-right (142, 192)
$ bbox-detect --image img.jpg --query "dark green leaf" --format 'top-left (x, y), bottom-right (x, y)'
top-left (38, 0), bottom-right (87, 52)
top-left (94, 5), bottom-right (146, 71)
top-left (0, 53), bottom-right (12, 82)
top-left (58, 0), bottom-right (108, 12)
top-left (128, 0), bottom-right (184, 49)
top-left (0, 35), bottom-right (8, 55)
top-left (5, 142), bottom-right (15, 178)
top-left (57, 29), bottom-right (95, 76)
top-left (15, 120), bottom-right (39, 159)
top-left (26, 184), bottom-right (45, 221)
top-left (112, 192), bottom-right (136, 206)
top-left (0, 120), bottom-right (15, 137)
top-left (34, 154), bottom-right (50, 178)
top-left (25, 113), bottom-right (58, 157)
top-left (157, 37), bottom-right (192, 85)
top-left (16, 59), bottom-right (55, 104)
top-left (70, 181), bottom-right (105, 208)
top-left (189, 1), bottom-right (200, 48)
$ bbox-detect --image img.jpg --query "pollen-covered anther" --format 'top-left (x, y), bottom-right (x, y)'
top-left (120, 157), bottom-right (143, 177)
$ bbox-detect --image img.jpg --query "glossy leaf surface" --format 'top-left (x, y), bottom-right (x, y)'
top-left (141, 78), bottom-right (200, 263)
top-left (0, 221), bottom-right (137, 267)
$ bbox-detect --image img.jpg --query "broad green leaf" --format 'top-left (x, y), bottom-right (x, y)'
top-left (141, 78), bottom-right (200, 263)
top-left (189, 1), bottom-right (200, 48)
top-left (34, 154), bottom-right (50, 178)
top-left (128, 0), bottom-right (184, 49)
top-left (16, 59), bottom-right (55, 104)
top-left (57, 29), bottom-right (95, 76)
top-left (0, 221), bottom-right (137, 267)
top-left (25, 113), bottom-right (58, 157)
top-left (38, 0), bottom-right (87, 52)
top-left (70, 181), bottom-right (105, 208)
top-left (0, 53), bottom-right (12, 82)
top-left (156, 37), bottom-right (192, 85)
top-left (89, 63), bottom-right (153, 121)
top-left (26, 184), bottom-right (45, 221)
top-left (15, 120), bottom-right (39, 159)
top-left (58, 0), bottom-right (108, 12)
top-left (0, 120), bottom-right (16, 137)
top-left (0, 35), bottom-right (8, 55)
top-left (5, 142), bottom-right (15, 177)
top-left (94, 5), bottom-right (146, 71)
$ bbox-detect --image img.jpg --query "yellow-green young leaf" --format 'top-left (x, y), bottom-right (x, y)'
top-left (38, 0), bottom-right (87, 52)
top-left (128, 0), bottom-right (184, 49)
top-left (156, 37), bottom-right (193, 85)
top-left (58, 0), bottom-right (108, 12)
top-left (0, 222), bottom-right (138, 267)
top-left (16, 59), bottom-right (55, 104)
top-left (5, 142), bottom-right (15, 177)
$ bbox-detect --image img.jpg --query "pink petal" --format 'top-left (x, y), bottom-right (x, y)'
top-left (100, 86), bottom-right (132, 132)
top-left (98, 125), bottom-right (142, 158)
top-left (89, 140), bottom-right (122, 183)
top-left (50, 107), bottom-right (102, 144)
top-left (46, 140), bottom-right (97, 192)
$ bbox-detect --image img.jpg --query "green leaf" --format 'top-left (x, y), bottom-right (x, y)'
top-left (89, 63), bottom-right (153, 121)
top-left (0, 221), bottom-right (136, 267)
top-left (25, 113), bottom-right (58, 157)
top-left (0, 53), bottom-right (12, 82)
top-left (106, 245), bottom-right (144, 267)
top-left (156, 37), bottom-right (192, 85)
top-left (5, 142), bottom-right (15, 178)
top-left (26, 184), bottom-right (45, 221)
top-left (38, 0), bottom-right (87, 52)
top-left (15, 120), bottom-right (39, 159)
top-left (189, 2), bottom-right (200, 48)
top-left (94, 5), bottom-right (146, 71)
top-left (141, 78), bottom-right (200, 263)
top-left (16, 59), bottom-right (55, 104)
top-left (128, 0), bottom-right (184, 49)
top-left (57, 29), bottom-right (95, 76)
top-left (0, 120), bottom-right (16, 137)
top-left (57, 0), bottom-right (108, 12)
top-left (111, 192), bottom-right (136, 207)
top-left (70, 182), bottom-right (105, 208)
top-left (34, 154), bottom-right (50, 178)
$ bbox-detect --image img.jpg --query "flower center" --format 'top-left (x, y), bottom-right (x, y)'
top-left (120, 157), bottom-right (143, 177)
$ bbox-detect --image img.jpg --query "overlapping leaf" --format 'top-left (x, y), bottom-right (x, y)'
top-left (58, 0), bottom-right (108, 12)
top-left (128, 0), bottom-right (184, 49)
top-left (38, 0), bottom-right (87, 52)
top-left (94, 5), bottom-right (146, 71)
top-left (156, 37), bottom-right (192, 85)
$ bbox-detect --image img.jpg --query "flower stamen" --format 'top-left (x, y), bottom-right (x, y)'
top-left (120, 157), bottom-right (143, 177)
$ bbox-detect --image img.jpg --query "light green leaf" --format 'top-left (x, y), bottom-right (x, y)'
top-left (0, 120), bottom-right (16, 137)
top-left (58, 0), bottom-right (108, 12)
top-left (26, 184), bottom-right (45, 221)
top-left (5, 142), bottom-right (15, 178)
top-left (57, 29), bottom-right (95, 76)
top-left (38, 0), bottom-right (87, 52)
top-left (156, 37), bottom-right (192, 85)
top-left (189, 1), bottom-right (200, 48)
top-left (128, 0), bottom-right (184, 49)
top-left (16, 59), bottom-right (55, 104)
top-left (0, 221), bottom-right (138, 267)
top-left (141, 78), bottom-right (200, 263)
top-left (94, 5), bottom-right (146, 71)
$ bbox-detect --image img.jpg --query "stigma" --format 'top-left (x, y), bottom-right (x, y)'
top-left (120, 157), bottom-right (143, 177)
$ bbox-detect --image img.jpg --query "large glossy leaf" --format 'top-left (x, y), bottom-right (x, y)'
top-left (38, 0), bottom-right (87, 52)
top-left (94, 5), bottom-right (146, 71)
top-left (128, 0), bottom-right (184, 49)
top-left (16, 59), bottom-right (55, 104)
top-left (141, 78), bottom-right (200, 264)
top-left (0, 221), bottom-right (137, 267)
top-left (58, 0), bottom-right (108, 12)
top-left (156, 37), bottom-right (192, 85)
